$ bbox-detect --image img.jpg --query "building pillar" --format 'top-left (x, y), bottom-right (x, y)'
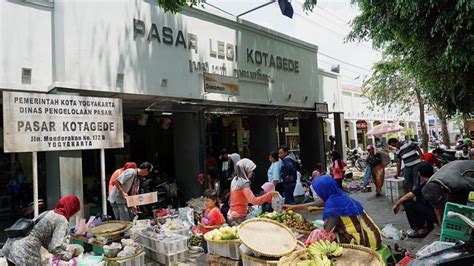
top-left (299, 114), bottom-right (326, 171)
top-left (46, 89), bottom-right (84, 218)
top-left (277, 116), bottom-right (286, 146)
top-left (367, 121), bottom-right (375, 146)
top-left (173, 112), bottom-right (203, 199)
top-left (249, 116), bottom-right (278, 191)
top-left (351, 120), bottom-right (359, 149)
top-left (333, 113), bottom-right (346, 159)
top-left (46, 151), bottom-right (84, 218)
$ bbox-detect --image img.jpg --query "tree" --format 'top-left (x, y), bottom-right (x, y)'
top-left (157, 0), bottom-right (318, 14)
top-left (348, 0), bottom-right (474, 116)
top-left (362, 56), bottom-right (429, 152)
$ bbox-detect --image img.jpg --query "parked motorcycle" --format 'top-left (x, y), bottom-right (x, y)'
top-left (346, 147), bottom-right (367, 171)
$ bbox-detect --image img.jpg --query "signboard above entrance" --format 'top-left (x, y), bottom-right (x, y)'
top-left (203, 73), bottom-right (239, 96)
top-left (2, 91), bottom-right (124, 153)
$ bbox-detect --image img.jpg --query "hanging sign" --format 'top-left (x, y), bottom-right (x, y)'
top-left (2, 91), bottom-right (124, 153)
top-left (203, 73), bottom-right (239, 96)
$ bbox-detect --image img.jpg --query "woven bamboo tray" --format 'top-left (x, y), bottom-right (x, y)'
top-left (103, 247), bottom-right (144, 266)
top-left (240, 241), bottom-right (306, 265)
top-left (89, 221), bottom-right (133, 237)
top-left (238, 218), bottom-right (297, 258)
top-left (278, 244), bottom-right (383, 266)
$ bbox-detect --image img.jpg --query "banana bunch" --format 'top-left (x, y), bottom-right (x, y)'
top-left (309, 240), bottom-right (343, 258)
top-left (306, 245), bottom-right (332, 266)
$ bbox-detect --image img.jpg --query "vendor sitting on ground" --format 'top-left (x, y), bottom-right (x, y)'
top-left (2, 195), bottom-right (83, 265)
top-left (227, 159), bottom-right (278, 225)
top-left (196, 189), bottom-right (225, 234)
top-left (392, 162), bottom-right (437, 238)
top-left (288, 176), bottom-right (382, 250)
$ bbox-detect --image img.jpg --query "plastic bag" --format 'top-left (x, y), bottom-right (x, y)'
top-left (271, 193), bottom-right (284, 213)
top-left (381, 224), bottom-right (402, 240)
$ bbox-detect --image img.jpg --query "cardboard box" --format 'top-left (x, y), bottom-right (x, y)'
top-left (126, 192), bottom-right (157, 207)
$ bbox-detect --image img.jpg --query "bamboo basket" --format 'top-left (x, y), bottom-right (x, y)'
top-left (103, 247), bottom-right (144, 266)
top-left (240, 241), bottom-right (306, 266)
top-left (89, 221), bottom-right (133, 237)
top-left (278, 244), bottom-right (383, 266)
top-left (238, 218), bottom-right (297, 258)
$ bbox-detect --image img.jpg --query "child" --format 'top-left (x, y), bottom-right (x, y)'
top-left (197, 189), bottom-right (225, 234)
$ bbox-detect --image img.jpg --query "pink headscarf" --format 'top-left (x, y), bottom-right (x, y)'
top-left (261, 182), bottom-right (275, 193)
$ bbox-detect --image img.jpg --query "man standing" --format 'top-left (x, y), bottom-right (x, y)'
top-left (393, 163), bottom-right (437, 238)
top-left (388, 138), bottom-right (423, 192)
top-left (108, 162), bottom-right (153, 221)
top-left (278, 146), bottom-right (298, 204)
top-left (219, 149), bottom-right (241, 192)
top-left (422, 160), bottom-right (474, 225)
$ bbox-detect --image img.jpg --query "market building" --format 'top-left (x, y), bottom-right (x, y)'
top-left (0, 0), bottom-right (338, 215)
top-left (340, 84), bottom-right (420, 150)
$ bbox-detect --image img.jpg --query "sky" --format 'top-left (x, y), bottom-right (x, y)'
top-left (204, 0), bottom-right (382, 86)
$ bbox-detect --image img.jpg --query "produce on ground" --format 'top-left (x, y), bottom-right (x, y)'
top-left (205, 226), bottom-right (239, 241)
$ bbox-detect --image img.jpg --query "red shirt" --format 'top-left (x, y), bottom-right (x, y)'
top-left (422, 153), bottom-right (441, 167)
top-left (200, 207), bottom-right (225, 234)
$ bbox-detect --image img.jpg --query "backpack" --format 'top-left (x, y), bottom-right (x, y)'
top-left (5, 211), bottom-right (48, 239)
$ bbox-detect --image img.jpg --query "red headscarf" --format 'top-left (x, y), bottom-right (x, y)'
top-left (54, 195), bottom-right (80, 220)
top-left (123, 162), bottom-right (137, 170)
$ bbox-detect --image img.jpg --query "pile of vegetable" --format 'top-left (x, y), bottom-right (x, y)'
top-left (298, 240), bottom-right (343, 266)
top-left (189, 235), bottom-right (204, 247)
top-left (263, 211), bottom-right (315, 232)
top-left (204, 226), bottom-right (239, 241)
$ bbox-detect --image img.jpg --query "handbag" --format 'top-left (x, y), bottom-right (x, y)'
top-left (5, 211), bottom-right (48, 238)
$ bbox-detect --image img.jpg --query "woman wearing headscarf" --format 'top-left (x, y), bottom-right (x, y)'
top-left (2, 195), bottom-right (82, 265)
top-left (227, 159), bottom-right (276, 225)
top-left (312, 176), bottom-right (382, 250)
top-left (108, 162), bottom-right (137, 196)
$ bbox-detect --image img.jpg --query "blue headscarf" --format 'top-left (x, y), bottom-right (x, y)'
top-left (312, 175), bottom-right (364, 220)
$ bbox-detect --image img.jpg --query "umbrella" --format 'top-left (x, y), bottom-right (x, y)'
top-left (367, 122), bottom-right (404, 136)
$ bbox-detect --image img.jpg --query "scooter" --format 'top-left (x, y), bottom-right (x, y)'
top-left (409, 211), bottom-right (474, 265)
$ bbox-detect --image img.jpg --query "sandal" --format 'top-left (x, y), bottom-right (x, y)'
top-left (407, 228), bottom-right (429, 238)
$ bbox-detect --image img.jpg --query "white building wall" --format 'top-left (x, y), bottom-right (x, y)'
top-left (0, 1), bottom-right (53, 92)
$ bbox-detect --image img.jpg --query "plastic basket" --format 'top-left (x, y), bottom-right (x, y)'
top-left (207, 240), bottom-right (241, 260)
top-left (415, 241), bottom-right (455, 258)
top-left (440, 202), bottom-right (474, 243)
top-left (144, 247), bottom-right (188, 265)
top-left (138, 233), bottom-right (188, 255)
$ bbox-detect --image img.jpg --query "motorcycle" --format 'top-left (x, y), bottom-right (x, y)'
top-left (410, 210), bottom-right (474, 265)
top-left (346, 147), bottom-right (367, 171)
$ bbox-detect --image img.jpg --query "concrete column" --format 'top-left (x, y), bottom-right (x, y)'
top-left (299, 114), bottom-right (326, 171)
top-left (46, 151), bottom-right (84, 218)
top-left (249, 116), bottom-right (278, 191)
top-left (46, 89), bottom-right (84, 219)
top-left (333, 113), bottom-right (346, 159)
top-left (173, 112), bottom-right (203, 199)
top-left (351, 120), bottom-right (359, 149)
top-left (367, 121), bottom-right (375, 145)
top-left (277, 116), bottom-right (286, 146)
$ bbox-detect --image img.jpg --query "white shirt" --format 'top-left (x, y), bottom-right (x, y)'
top-left (293, 171), bottom-right (305, 196)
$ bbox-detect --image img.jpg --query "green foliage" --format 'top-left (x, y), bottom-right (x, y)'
top-left (157, 0), bottom-right (201, 13)
top-left (348, 0), bottom-right (474, 116)
top-left (405, 128), bottom-right (415, 138)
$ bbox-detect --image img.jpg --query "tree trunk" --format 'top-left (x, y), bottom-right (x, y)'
top-left (435, 109), bottom-right (450, 148)
top-left (415, 89), bottom-right (429, 153)
top-left (463, 115), bottom-right (469, 136)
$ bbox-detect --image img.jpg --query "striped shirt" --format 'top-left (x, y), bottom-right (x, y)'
top-left (397, 141), bottom-right (421, 167)
top-left (325, 211), bottom-right (382, 250)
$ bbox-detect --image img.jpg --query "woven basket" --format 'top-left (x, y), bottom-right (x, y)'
top-left (204, 232), bottom-right (241, 244)
top-left (278, 244), bottom-right (383, 266)
top-left (238, 218), bottom-right (297, 258)
top-left (103, 247), bottom-right (144, 265)
top-left (240, 241), bottom-right (306, 266)
top-left (89, 221), bottom-right (133, 237)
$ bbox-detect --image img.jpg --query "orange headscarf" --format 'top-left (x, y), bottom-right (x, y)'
top-left (54, 195), bottom-right (80, 220)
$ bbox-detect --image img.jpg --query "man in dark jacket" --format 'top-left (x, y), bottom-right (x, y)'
top-left (278, 146), bottom-right (298, 204)
top-left (422, 160), bottom-right (474, 225)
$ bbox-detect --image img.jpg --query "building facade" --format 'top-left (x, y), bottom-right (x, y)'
top-left (0, 0), bottom-right (332, 208)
